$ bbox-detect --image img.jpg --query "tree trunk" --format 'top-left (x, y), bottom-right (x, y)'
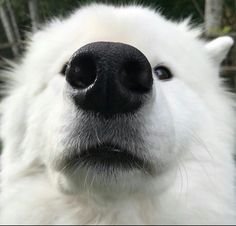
top-left (28, 0), bottom-right (39, 32)
top-left (5, 0), bottom-right (21, 43)
top-left (0, 2), bottom-right (19, 57)
top-left (205, 0), bottom-right (223, 36)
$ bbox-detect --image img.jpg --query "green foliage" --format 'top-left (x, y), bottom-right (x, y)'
top-left (222, 26), bottom-right (231, 34)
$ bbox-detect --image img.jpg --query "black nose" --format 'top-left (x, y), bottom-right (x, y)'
top-left (66, 42), bottom-right (153, 116)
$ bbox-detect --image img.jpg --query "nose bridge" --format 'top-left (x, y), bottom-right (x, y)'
top-left (95, 43), bottom-right (120, 79)
top-left (66, 41), bottom-right (153, 117)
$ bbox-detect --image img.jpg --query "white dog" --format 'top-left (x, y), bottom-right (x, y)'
top-left (0, 3), bottom-right (235, 224)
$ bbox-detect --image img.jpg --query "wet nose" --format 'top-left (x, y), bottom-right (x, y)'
top-left (66, 42), bottom-right (153, 116)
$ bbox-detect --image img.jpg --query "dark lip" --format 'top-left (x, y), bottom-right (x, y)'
top-left (67, 143), bottom-right (149, 172)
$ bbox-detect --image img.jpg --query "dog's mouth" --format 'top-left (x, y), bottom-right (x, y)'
top-left (64, 143), bottom-right (151, 173)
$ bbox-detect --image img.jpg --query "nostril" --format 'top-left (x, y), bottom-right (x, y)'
top-left (66, 55), bottom-right (97, 89)
top-left (120, 60), bottom-right (152, 94)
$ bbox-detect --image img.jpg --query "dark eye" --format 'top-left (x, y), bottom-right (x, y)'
top-left (60, 63), bottom-right (68, 76)
top-left (154, 66), bottom-right (173, 81)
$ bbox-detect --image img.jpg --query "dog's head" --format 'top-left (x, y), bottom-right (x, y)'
top-left (1, 4), bottom-right (233, 195)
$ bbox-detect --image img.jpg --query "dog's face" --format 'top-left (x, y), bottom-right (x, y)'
top-left (1, 4), bottom-right (233, 195)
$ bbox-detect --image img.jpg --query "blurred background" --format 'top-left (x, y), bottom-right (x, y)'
top-left (0, 0), bottom-right (235, 91)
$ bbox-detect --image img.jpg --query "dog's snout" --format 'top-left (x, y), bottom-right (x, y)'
top-left (66, 41), bottom-right (153, 116)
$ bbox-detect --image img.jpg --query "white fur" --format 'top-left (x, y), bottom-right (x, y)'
top-left (0, 4), bottom-right (235, 224)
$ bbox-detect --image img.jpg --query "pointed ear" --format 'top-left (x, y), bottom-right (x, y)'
top-left (205, 36), bottom-right (234, 65)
